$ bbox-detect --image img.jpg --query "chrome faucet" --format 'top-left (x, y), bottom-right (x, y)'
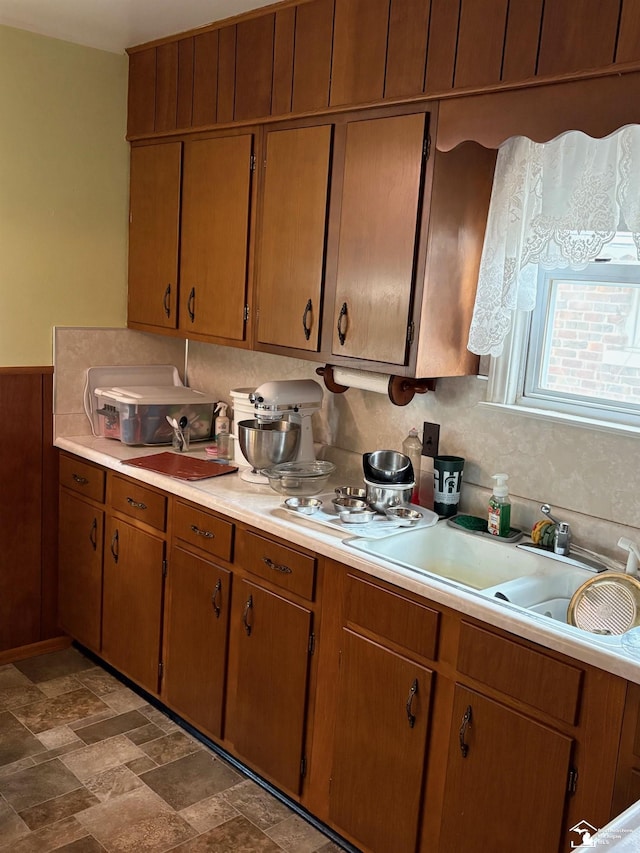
top-left (541, 504), bottom-right (571, 556)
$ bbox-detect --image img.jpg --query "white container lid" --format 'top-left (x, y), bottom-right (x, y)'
top-left (94, 385), bottom-right (217, 406)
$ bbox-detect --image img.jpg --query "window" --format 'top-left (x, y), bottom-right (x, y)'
top-left (522, 245), bottom-right (640, 426)
top-left (469, 128), bottom-right (640, 432)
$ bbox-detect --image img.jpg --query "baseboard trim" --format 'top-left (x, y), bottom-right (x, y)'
top-left (0, 635), bottom-right (71, 666)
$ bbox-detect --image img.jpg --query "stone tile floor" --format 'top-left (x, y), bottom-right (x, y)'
top-left (0, 647), bottom-right (347, 852)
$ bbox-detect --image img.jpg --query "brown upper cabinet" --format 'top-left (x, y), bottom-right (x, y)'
top-left (329, 111), bottom-right (427, 365)
top-left (128, 142), bottom-right (181, 330)
top-left (128, 130), bottom-right (256, 346)
top-left (255, 122), bottom-right (333, 353)
top-left (254, 105), bottom-right (495, 378)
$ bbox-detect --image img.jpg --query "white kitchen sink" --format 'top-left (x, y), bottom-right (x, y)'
top-left (481, 568), bottom-right (593, 623)
top-left (347, 523), bottom-right (595, 624)
top-left (348, 522), bottom-right (544, 589)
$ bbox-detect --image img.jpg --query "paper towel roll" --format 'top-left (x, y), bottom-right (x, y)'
top-left (332, 367), bottom-right (392, 395)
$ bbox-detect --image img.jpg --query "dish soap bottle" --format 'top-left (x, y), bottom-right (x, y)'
top-left (488, 474), bottom-right (511, 537)
top-left (214, 403), bottom-right (231, 460)
top-left (402, 428), bottom-right (422, 505)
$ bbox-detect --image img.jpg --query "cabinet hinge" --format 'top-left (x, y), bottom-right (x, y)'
top-left (243, 305), bottom-right (250, 322)
top-left (300, 756), bottom-right (307, 778)
top-left (567, 766), bottom-right (578, 794)
top-left (423, 135), bottom-right (431, 161)
top-left (250, 153), bottom-right (256, 172)
top-left (308, 632), bottom-right (315, 655)
top-left (407, 321), bottom-right (415, 345)
top-left (162, 559), bottom-right (167, 578)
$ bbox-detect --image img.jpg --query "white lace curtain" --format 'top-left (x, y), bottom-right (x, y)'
top-left (467, 125), bottom-right (640, 357)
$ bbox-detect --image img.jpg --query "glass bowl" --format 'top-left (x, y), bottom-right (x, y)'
top-left (263, 460), bottom-right (336, 496)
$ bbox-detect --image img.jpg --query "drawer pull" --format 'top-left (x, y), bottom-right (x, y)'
top-left (406, 678), bottom-right (418, 729)
top-left (191, 524), bottom-right (214, 539)
top-left (110, 529), bottom-right (119, 564)
top-left (126, 497), bottom-right (147, 511)
top-left (262, 556), bottom-right (292, 575)
top-left (89, 518), bottom-right (97, 552)
top-left (243, 594), bottom-right (253, 636)
top-left (212, 579), bottom-right (222, 618)
top-left (459, 705), bottom-right (472, 758)
top-left (72, 473), bottom-right (89, 485)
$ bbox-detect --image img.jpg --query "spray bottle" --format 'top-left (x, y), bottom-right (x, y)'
top-left (214, 403), bottom-right (231, 461)
top-left (488, 474), bottom-right (511, 537)
top-left (402, 428), bottom-right (423, 505)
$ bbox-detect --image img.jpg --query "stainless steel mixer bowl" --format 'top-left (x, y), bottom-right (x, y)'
top-left (237, 419), bottom-right (301, 471)
top-left (363, 450), bottom-right (414, 484)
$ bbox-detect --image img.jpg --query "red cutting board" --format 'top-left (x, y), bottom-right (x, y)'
top-left (124, 452), bottom-right (238, 480)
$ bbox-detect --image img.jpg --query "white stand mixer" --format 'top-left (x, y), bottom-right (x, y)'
top-left (237, 379), bottom-right (323, 483)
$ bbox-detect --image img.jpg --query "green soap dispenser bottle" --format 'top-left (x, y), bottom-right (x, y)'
top-left (488, 474), bottom-right (511, 537)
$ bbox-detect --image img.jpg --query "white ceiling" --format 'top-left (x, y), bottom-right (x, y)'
top-left (0, 0), bottom-right (277, 53)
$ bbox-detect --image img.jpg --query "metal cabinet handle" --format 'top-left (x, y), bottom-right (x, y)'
top-left (72, 473), bottom-right (89, 485)
top-left (243, 594), bottom-right (253, 636)
top-left (337, 301), bottom-right (348, 346)
top-left (191, 524), bottom-right (214, 539)
top-left (163, 284), bottom-right (171, 318)
top-left (406, 678), bottom-right (418, 728)
top-left (302, 298), bottom-right (313, 341)
top-left (187, 286), bottom-right (195, 323)
top-left (212, 579), bottom-right (222, 618)
top-left (89, 518), bottom-right (97, 552)
top-left (126, 497), bottom-right (147, 511)
top-left (459, 705), bottom-right (472, 757)
top-left (110, 529), bottom-right (119, 564)
top-left (262, 556), bottom-right (292, 575)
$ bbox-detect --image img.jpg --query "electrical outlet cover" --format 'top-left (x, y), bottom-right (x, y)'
top-left (422, 422), bottom-right (440, 457)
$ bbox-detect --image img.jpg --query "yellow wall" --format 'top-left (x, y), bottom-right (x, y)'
top-left (0, 26), bottom-right (129, 366)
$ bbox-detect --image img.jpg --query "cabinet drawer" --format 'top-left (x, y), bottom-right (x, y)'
top-left (59, 454), bottom-right (105, 503)
top-left (457, 621), bottom-right (583, 725)
top-left (236, 529), bottom-right (316, 600)
top-left (109, 474), bottom-right (167, 531)
top-left (173, 500), bottom-right (234, 562)
top-left (345, 574), bottom-right (439, 660)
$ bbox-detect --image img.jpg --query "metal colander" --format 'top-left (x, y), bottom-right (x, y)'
top-left (568, 573), bottom-right (640, 635)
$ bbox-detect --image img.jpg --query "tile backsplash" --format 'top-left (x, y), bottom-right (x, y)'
top-left (54, 327), bottom-right (639, 562)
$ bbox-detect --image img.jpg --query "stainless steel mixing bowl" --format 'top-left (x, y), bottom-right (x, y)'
top-left (363, 450), bottom-right (414, 484)
top-left (237, 419), bottom-right (300, 471)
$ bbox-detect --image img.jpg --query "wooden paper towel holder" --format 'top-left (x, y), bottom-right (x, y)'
top-left (316, 365), bottom-right (436, 406)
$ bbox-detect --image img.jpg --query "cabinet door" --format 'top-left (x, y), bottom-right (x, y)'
top-left (439, 685), bottom-right (573, 853)
top-left (58, 490), bottom-right (104, 653)
top-left (179, 134), bottom-right (253, 342)
top-left (163, 546), bottom-right (230, 738)
top-left (229, 579), bottom-right (312, 794)
top-left (256, 124), bottom-right (332, 351)
top-left (330, 629), bottom-right (432, 853)
top-left (331, 112), bottom-right (428, 365)
top-left (102, 515), bottom-right (165, 693)
top-left (128, 143), bottom-right (181, 329)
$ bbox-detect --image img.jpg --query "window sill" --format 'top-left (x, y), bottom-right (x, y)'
top-left (478, 401), bottom-right (640, 437)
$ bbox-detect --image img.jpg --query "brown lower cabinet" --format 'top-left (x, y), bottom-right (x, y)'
top-left (439, 686), bottom-right (573, 853)
top-left (102, 514), bottom-right (165, 694)
top-left (226, 579), bottom-right (313, 795)
top-left (57, 453), bottom-right (634, 853)
top-left (329, 629), bottom-right (433, 853)
top-left (162, 546), bottom-right (231, 740)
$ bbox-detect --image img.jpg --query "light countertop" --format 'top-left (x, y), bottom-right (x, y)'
top-left (56, 435), bottom-right (640, 686)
